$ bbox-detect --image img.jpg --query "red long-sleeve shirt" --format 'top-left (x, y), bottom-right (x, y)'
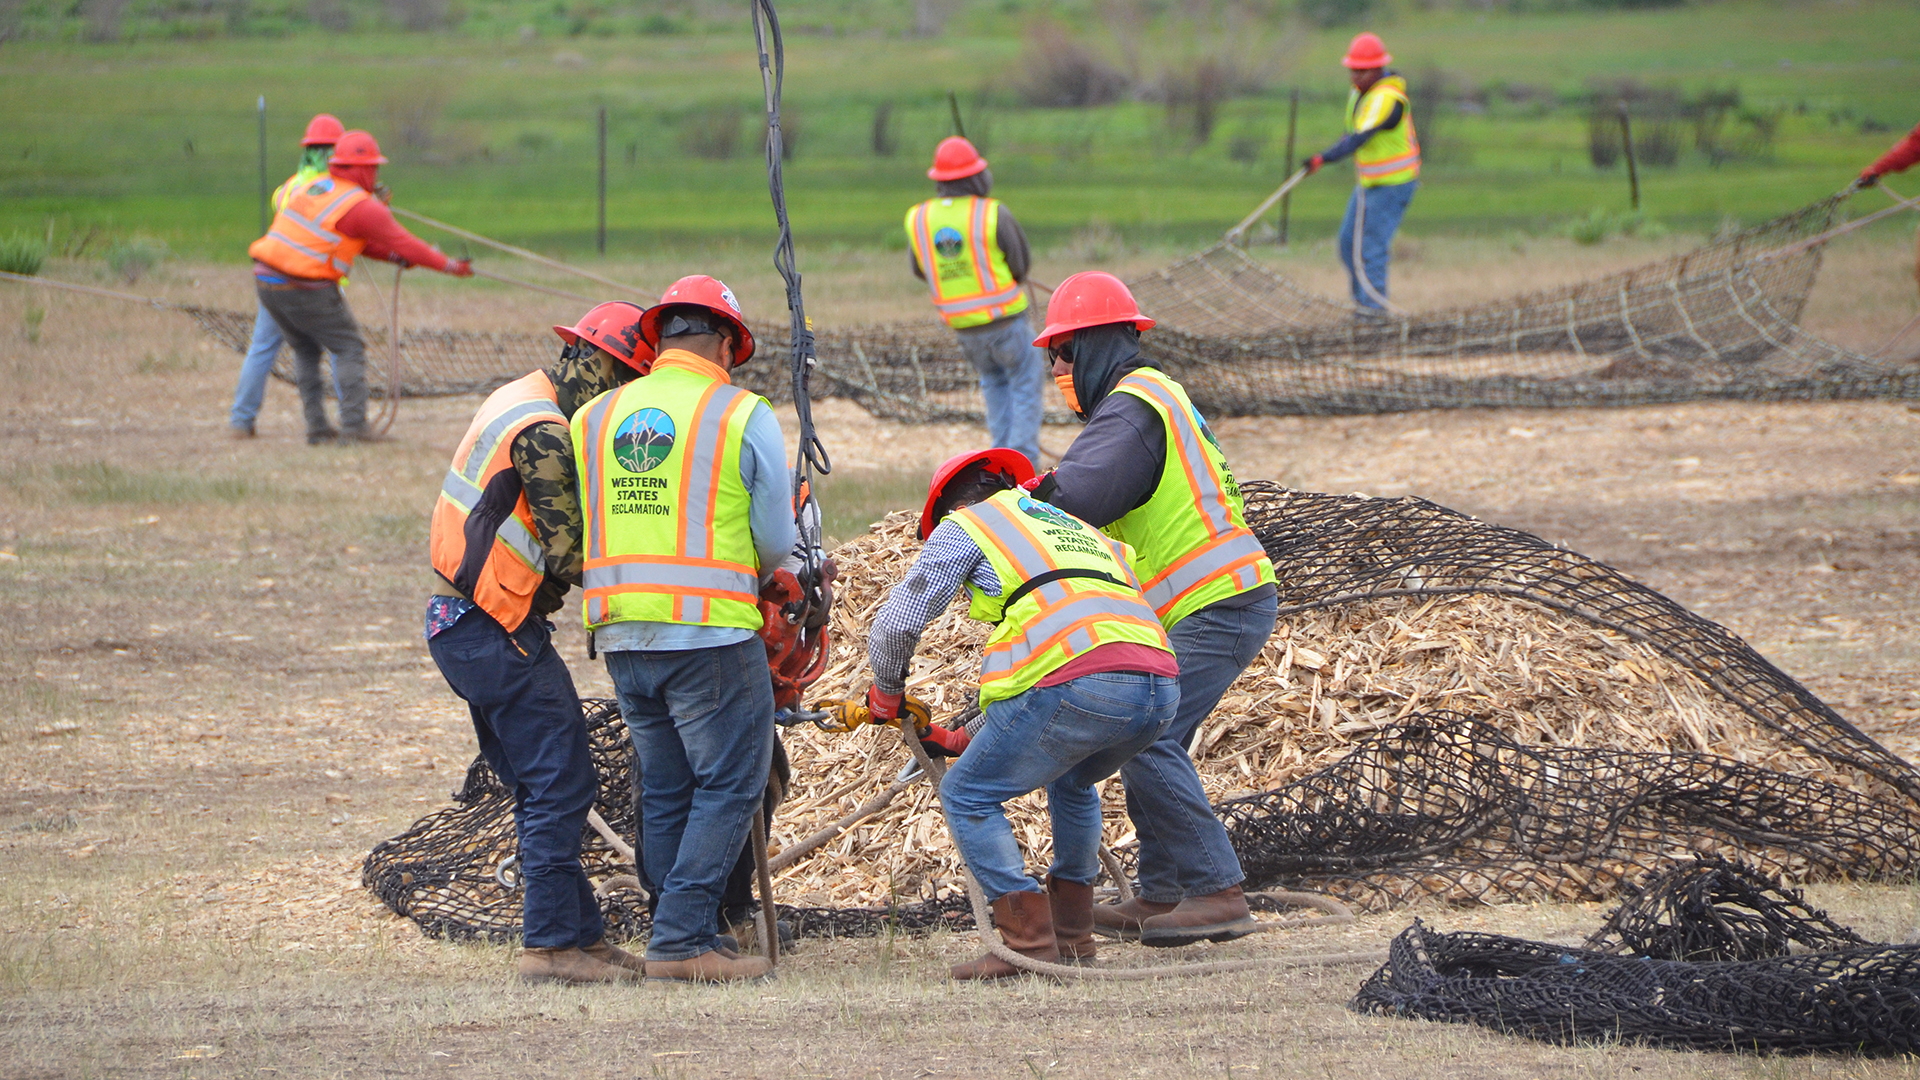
top-left (1866, 122), bottom-right (1920, 178)
top-left (334, 197), bottom-right (450, 272)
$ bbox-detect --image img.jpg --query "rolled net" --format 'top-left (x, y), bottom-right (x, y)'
top-left (194, 192), bottom-right (1919, 418)
top-left (364, 480), bottom-right (1920, 943)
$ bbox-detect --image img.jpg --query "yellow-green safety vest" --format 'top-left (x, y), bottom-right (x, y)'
top-left (949, 489), bottom-right (1173, 706)
top-left (904, 196), bottom-right (1029, 330)
top-left (1106, 369), bottom-right (1276, 628)
top-left (572, 360), bottom-right (765, 632)
top-left (1347, 74), bottom-right (1420, 188)
top-left (271, 166), bottom-right (327, 213)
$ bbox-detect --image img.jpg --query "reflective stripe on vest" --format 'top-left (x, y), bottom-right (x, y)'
top-left (950, 490), bottom-right (1171, 706)
top-left (904, 196), bottom-right (1030, 330)
top-left (1347, 76), bottom-right (1420, 188)
top-left (246, 176), bottom-right (370, 281)
top-left (427, 370), bottom-right (567, 632)
top-left (1108, 370), bottom-right (1276, 628)
top-left (574, 361), bottom-right (765, 632)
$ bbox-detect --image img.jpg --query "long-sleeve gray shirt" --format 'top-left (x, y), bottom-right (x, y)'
top-left (866, 520), bottom-right (1003, 695)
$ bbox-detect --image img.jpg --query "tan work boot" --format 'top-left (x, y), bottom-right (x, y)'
top-left (580, 938), bottom-right (646, 975)
top-left (951, 889), bottom-right (1060, 981)
top-left (1047, 876), bottom-right (1097, 962)
top-left (1090, 894), bottom-right (1177, 940)
top-left (644, 948), bottom-right (773, 984)
top-left (517, 946), bottom-right (640, 985)
top-left (1138, 884), bottom-right (1261, 948)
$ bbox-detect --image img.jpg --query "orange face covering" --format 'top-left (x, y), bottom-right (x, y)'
top-left (1055, 372), bottom-right (1081, 414)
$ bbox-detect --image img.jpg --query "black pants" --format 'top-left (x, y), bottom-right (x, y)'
top-left (256, 281), bottom-right (367, 435)
top-left (428, 612), bottom-right (603, 949)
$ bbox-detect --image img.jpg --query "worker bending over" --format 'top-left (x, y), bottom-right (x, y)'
top-left (866, 449), bottom-right (1180, 979)
top-left (1857, 120), bottom-right (1920, 311)
top-left (1304, 33), bottom-right (1419, 315)
top-left (906, 137), bottom-right (1046, 467)
top-left (229, 113), bottom-right (343, 439)
top-left (573, 276), bottom-right (794, 984)
top-left (426, 301), bottom-right (650, 985)
top-left (1029, 272), bottom-right (1278, 948)
top-left (248, 129), bottom-right (472, 444)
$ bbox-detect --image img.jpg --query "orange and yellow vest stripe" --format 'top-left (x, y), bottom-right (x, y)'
top-left (1348, 75), bottom-right (1420, 188)
top-left (905, 195), bottom-right (1029, 330)
top-left (247, 174), bottom-right (370, 281)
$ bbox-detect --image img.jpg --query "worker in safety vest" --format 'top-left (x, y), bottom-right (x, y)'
top-left (247, 129), bottom-right (473, 445)
top-left (905, 137), bottom-right (1046, 467)
top-left (229, 113), bottom-right (345, 439)
top-left (424, 301), bottom-right (651, 985)
top-left (571, 275), bottom-right (795, 984)
top-left (1026, 272), bottom-right (1278, 948)
top-left (1856, 120), bottom-right (1920, 314)
top-left (1303, 32), bottom-right (1419, 315)
top-left (865, 448), bottom-right (1181, 979)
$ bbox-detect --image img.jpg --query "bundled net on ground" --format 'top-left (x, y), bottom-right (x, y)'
top-left (193, 191), bottom-right (1917, 416)
top-left (364, 480), bottom-right (1920, 941)
top-left (1353, 857), bottom-right (1920, 1054)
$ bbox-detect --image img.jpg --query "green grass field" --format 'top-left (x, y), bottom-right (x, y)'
top-left (1, 0), bottom-right (1916, 261)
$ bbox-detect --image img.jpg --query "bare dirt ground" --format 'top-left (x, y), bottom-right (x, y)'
top-left (3, 233), bottom-right (1918, 1078)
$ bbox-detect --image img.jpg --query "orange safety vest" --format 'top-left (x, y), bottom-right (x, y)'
top-left (428, 371), bottom-right (568, 632)
top-left (247, 174), bottom-right (370, 281)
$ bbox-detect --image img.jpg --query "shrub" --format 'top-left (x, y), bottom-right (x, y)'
top-left (871, 102), bottom-right (896, 157)
top-left (106, 238), bottom-right (166, 284)
top-left (680, 104), bottom-right (742, 161)
top-left (1587, 110), bottom-right (1621, 168)
top-left (1017, 21), bottom-right (1128, 109)
top-left (1566, 209), bottom-right (1666, 246)
top-left (1297, 0), bottom-right (1371, 29)
top-left (1164, 59), bottom-right (1230, 145)
top-left (0, 234), bottom-right (46, 277)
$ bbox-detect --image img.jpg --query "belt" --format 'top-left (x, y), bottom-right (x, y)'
top-left (255, 276), bottom-right (335, 291)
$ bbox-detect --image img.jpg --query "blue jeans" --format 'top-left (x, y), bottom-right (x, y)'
top-left (228, 303), bottom-right (341, 429)
top-left (605, 638), bottom-right (775, 962)
top-left (955, 312), bottom-right (1046, 469)
top-left (1336, 181), bottom-right (1418, 310)
top-left (939, 671), bottom-right (1179, 901)
top-left (427, 611), bottom-right (604, 950)
top-left (1121, 594), bottom-right (1278, 903)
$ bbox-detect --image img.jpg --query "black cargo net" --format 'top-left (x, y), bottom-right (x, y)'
top-left (364, 482), bottom-right (1920, 942)
top-left (187, 193), bottom-right (1918, 416)
top-left (1354, 858), bottom-right (1920, 1054)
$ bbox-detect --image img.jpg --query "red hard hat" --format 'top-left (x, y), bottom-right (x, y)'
top-left (553, 301), bottom-right (653, 373)
top-left (637, 275), bottom-right (756, 364)
top-left (329, 130), bottom-right (388, 166)
top-left (1031, 271), bottom-right (1156, 348)
top-left (1342, 32), bottom-right (1391, 70)
top-left (927, 136), bottom-right (988, 182)
top-left (302, 113), bottom-right (346, 147)
top-left (920, 448), bottom-right (1036, 540)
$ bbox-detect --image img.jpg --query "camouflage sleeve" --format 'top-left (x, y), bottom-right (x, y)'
top-left (509, 419), bottom-right (584, 592)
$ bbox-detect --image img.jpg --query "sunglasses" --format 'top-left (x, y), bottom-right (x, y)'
top-left (1046, 338), bottom-right (1075, 365)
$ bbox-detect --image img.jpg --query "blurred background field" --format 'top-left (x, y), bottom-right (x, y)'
top-left (1, 0), bottom-right (1916, 263)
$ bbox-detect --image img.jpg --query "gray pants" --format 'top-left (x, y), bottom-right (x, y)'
top-left (256, 281), bottom-right (367, 436)
top-left (955, 313), bottom-right (1046, 468)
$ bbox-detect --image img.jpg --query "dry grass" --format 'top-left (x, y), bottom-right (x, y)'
top-left (2, 236), bottom-right (1918, 1077)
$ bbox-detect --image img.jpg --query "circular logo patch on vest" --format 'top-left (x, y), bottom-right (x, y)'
top-left (613, 408), bottom-right (676, 473)
top-left (1018, 495), bottom-right (1081, 530)
top-left (933, 226), bottom-right (965, 259)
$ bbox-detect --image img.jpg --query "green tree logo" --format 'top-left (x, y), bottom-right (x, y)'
top-left (613, 408), bottom-right (676, 473)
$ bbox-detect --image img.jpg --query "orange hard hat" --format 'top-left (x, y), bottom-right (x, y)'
top-left (553, 301), bottom-right (653, 373)
top-left (330, 130), bottom-right (388, 166)
top-left (920, 448), bottom-right (1036, 540)
top-left (1031, 271), bottom-right (1156, 348)
top-left (302, 113), bottom-right (345, 147)
top-left (1342, 32), bottom-right (1390, 70)
top-left (637, 275), bottom-right (756, 364)
top-left (927, 136), bottom-right (988, 182)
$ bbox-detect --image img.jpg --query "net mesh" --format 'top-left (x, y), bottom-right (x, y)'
top-left (363, 480), bottom-right (1920, 943)
top-left (1353, 859), bottom-right (1920, 1054)
top-left (191, 192), bottom-right (1919, 418)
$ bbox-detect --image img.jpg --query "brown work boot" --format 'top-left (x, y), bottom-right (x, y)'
top-left (951, 889), bottom-right (1060, 981)
top-left (580, 938), bottom-right (646, 975)
top-left (1090, 895), bottom-right (1177, 941)
top-left (1047, 876), bottom-right (1097, 962)
top-left (517, 946), bottom-right (640, 985)
top-left (1138, 884), bottom-right (1261, 948)
top-left (644, 948), bottom-right (773, 984)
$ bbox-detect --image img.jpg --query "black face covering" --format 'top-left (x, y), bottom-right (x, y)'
top-left (1065, 323), bottom-right (1146, 419)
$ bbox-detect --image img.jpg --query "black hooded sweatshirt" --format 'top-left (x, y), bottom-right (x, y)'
top-left (1037, 325), bottom-right (1274, 610)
